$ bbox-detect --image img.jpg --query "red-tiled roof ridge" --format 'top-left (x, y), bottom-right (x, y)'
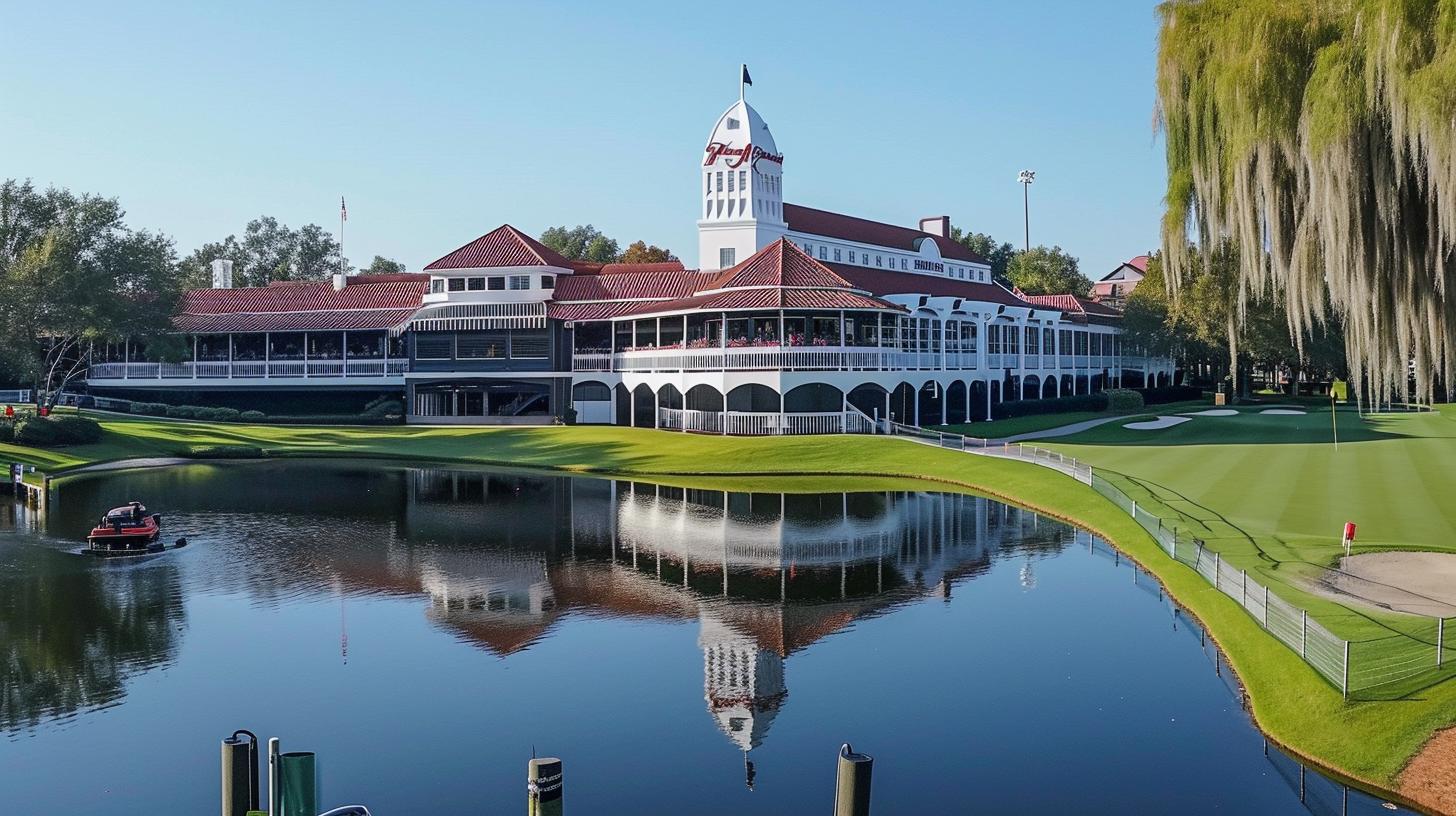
top-left (783, 203), bottom-right (987, 264)
top-left (601, 261), bottom-right (687, 275)
top-left (705, 238), bottom-right (854, 291)
top-left (825, 262), bottom-right (1028, 308)
top-left (1021, 292), bottom-right (1123, 318)
top-left (1127, 254), bottom-right (1149, 272)
top-left (423, 224), bottom-right (573, 270)
top-left (181, 277), bottom-right (427, 315)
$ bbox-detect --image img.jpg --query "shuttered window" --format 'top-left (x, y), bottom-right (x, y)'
top-left (415, 334), bottom-right (453, 360)
top-left (456, 332), bottom-right (506, 359)
top-left (510, 333), bottom-right (549, 359)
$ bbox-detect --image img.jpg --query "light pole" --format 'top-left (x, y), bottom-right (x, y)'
top-left (1018, 170), bottom-right (1035, 252)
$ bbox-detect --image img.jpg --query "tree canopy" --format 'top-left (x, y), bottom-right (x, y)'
top-left (619, 240), bottom-right (678, 264)
top-left (361, 255), bottom-right (406, 275)
top-left (180, 216), bottom-right (346, 288)
top-left (0, 180), bottom-right (183, 396)
top-left (1005, 246), bottom-right (1093, 296)
top-left (1157, 0), bottom-right (1456, 402)
top-left (539, 224), bottom-right (620, 263)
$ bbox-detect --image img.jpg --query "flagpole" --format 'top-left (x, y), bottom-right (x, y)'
top-left (339, 196), bottom-right (346, 277)
top-left (740, 63), bottom-right (746, 100)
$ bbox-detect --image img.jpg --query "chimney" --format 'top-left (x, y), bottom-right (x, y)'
top-left (210, 259), bottom-right (234, 289)
top-left (331, 273), bottom-right (348, 292)
top-left (918, 216), bottom-right (950, 238)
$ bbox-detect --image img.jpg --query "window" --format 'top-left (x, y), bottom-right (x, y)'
top-left (716, 171), bottom-right (723, 192)
top-left (727, 117), bottom-right (740, 130)
top-left (541, 275), bottom-right (554, 289)
top-left (818, 246), bottom-right (827, 260)
top-left (900, 258), bottom-right (908, 270)
top-left (848, 251), bottom-right (856, 263)
top-left (706, 175), bottom-right (712, 195)
top-left (467, 277), bottom-right (485, 291)
top-left (719, 247), bottom-right (736, 268)
top-left (573, 382), bottom-right (611, 401)
top-left (415, 334), bottom-right (453, 359)
top-left (488, 277), bottom-right (505, 290)
top-left (447, 278), bottom-right (466, 292)
top-left (509, 275), bottom-right (530, 290)
top-left (430, 279), bottom-right (444, 294)
top-left (875, 255), bottom-right (883, 267)
top-left (728, 172), bottom-right (735, 192)
top-left (1024, 327), bottom-right (1038, 352)
top-left (456, 332), bottom-right (506, 359)
top-left (1043, 328), bottom-right (1054, 355)
top-left (510, 332), bottom-right (549, 359)
top-left (739, 170), bottom-right (746, 191)
top-left (834, 248), bottom-right (842, 261)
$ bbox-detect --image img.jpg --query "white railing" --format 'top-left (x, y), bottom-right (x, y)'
top-left (887, 421), bottom-right (1093, 484)
top-left (659, 407), bottom-right (876, 436)
top-left (0, 390), bottom-right (32, 404)
top-left (86, 360), bottom-right (409, 380)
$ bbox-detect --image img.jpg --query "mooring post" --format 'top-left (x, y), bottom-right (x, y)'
top-left (221, 730), bottom-right (260, 816)
top-left (833, 744), bottom-right (873, 816)
top-left (528, 757), bottom-right (563, 816)
top-left (1438, 618), bottom-right (1445, 669)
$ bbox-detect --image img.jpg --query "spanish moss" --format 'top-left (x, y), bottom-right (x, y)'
top-left (1157, 0), bottom-right (1456, 404)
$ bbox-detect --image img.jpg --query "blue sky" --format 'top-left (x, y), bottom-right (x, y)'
top-left (0, 1), bottom-right (1166, 277)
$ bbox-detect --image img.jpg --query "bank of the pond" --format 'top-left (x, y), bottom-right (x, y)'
top-left (2, 413), bottom-right (1447, 812)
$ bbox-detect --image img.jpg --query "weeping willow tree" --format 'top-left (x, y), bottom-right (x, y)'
top-left (1157, 0), bottom-right (1456, 404)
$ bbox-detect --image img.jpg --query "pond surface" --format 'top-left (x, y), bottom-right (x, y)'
top-left (0, 462), bottom-right (1411, 814)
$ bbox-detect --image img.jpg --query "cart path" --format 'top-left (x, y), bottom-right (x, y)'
top-left (54, 457), bottom-right (193, 477)
top-left (992, 415), bottom-right (1135, 443)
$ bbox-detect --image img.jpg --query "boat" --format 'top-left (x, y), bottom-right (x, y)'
top-left (86, 502), bottom-right (164, 556)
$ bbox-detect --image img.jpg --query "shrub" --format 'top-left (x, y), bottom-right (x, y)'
top-left (50, 415), bottom-right (104, 444)
top-left (1105, 389), bottom-right (1145, 412)
top-left (187, 444), bottom-right (266, 459)
top-left (239, 410), bottom-right (267, 422)
top-left (992, 393), bottom-right (1108, 420)
top-left (0, 421), bottom-right (13, 443)
top-left (165, 405), bottom-right (199, 419)
top-left (131, 402), bottom-right (171, 417)
top-left (361, 398), bottom-right (404, 418)
top-left (14, 417), bottom-right (59, 446)
top-left (1136, 385), bottom-right (1203, 405)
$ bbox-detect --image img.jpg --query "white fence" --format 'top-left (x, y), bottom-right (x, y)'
top-left (659, 408), bottom-right (875, 436)
top-left (88, 360), bottom-right (408, 380)
top-left (887, 422), bottom-right (1093, 484)
top-left (0, 390), bottom-right (32, 404)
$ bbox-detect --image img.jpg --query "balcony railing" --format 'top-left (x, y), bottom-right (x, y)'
top-left (660, 407), bottom-right (876, 435)
top-left (87, 360), bottom-right (408, 380)
top-left (574, 346), bottom-right (1149, 375)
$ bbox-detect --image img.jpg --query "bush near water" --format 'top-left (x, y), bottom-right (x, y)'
top-left (8, 415), bottom-right (104, 447)
top-left (129, 398), bottom-right (403, 425)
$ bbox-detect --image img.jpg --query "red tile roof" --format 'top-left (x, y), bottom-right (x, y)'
top-left (423, 224), bottom-right (573, 270)
top-left (1127, 254), bottom-right (1149, 272)
top-left (823, 263), bottom-right (1029, 307)
top-left (783, 203), bottom-right (986, 264)
top-left (1021, 293), bottom-right (1123, 318)
top-left (175, 275), bottom-right (427, 333)
top-left (552, 269), bottom-right (704, 302)
top-left (181, 276), bottom-right (427, 314)
top-left (708, 239), bottom-right (852, 289)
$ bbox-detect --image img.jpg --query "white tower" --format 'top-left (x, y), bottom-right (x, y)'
top-left (697, 68), bottom-right (785, 271)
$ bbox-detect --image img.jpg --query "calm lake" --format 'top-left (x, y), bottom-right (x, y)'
top-left (0, 461), bottom-right (1410, 814)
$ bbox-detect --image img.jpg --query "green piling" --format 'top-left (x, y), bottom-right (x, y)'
top-left (277, 751), bottom-right (318, 816)
top-left (527, 757), bottom-right (563, 816)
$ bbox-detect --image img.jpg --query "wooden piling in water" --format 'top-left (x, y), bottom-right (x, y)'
top-left (527, 757), bottom-right (563, 816)
top-left (833, 744), bottom-right (873, 816)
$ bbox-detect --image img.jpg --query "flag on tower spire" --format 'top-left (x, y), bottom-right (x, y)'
top-left (740, 64), bottom-right (752, 99)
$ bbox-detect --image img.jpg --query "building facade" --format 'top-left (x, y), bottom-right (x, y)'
top-left (85, 83), bottom-right (1173, 431)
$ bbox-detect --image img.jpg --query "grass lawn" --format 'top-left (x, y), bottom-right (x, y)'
top-left (2, 408), bottom-right (1454, 799)
top-left (935, 399), bottom-right (1208, 439)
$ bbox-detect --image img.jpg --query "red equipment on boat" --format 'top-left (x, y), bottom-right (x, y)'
top-left (86, 501), bottom-right (163, 556)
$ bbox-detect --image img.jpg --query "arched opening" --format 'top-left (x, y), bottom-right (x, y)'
top-left (727, 383), bottom-right (780, 413)
top-left (572, 380), bottom-right (612, 424)
top-left (632, 383), bottom-right (656, 428)
top-left (685, 384), bottom-right (724, 412)
top-left (969, 381), bottom-right (988, 421)
top-left (1156, 372), bottom-right (1169, 388)
top-left (1075, 375), bottom-right (1089, 395)
top-left (614, 383), bottom-right (631, 426)
top-left (946, 381), bottom-right (968, 424)
top-left (989, 380), bottom-right (1001, 406)
top-left (1008, 375), bottom-right (1021, 402)
top-left (888, 383), bottom-right (915, 424)
top-left (1090, 373), bottom-right (1105, 393)
top-left (917, 381), bottom-right (943, 426)
top-left (1123, 370), bottom-right (1146, 388)
top-left (1060, 374), bottom-right (1074, 396)
top-left (1022, 375), bottom-right (1041, 401)
top-left (784, 382), bottom-right (844, 413)
top-left (1042, 376), bottom-right (1057, 399)
top-left (847, 383), bottom-right (888, 421)
top-left (657, 383), bottom-right (683, 411)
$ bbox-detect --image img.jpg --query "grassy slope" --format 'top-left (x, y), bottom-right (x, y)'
top-left (935, 399), bottom-right (1206, 439)
top-left (2, 411), bottom-right (1451, 794)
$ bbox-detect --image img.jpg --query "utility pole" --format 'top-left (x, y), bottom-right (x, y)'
top-left (1018, 170), bottom-right (1035, 252)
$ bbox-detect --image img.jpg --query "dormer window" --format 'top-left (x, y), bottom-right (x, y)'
top-left (727, 117), bottom-right (740, 130)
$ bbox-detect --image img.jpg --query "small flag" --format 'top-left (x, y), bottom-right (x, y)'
top-left (340, 196), bottom-right (348, 222)
top-left (741, 65), bottom-right (752, 87)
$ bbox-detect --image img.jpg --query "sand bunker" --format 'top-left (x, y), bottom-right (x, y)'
top-left (1123, 416), bottom-right (1191, 431)
top-left (1185, 409), bottom-right (1239, 417)
top-left (1310, 552), bottom-right (1456, 617)
top-left (1260, 409), bottom-right (1307, 415)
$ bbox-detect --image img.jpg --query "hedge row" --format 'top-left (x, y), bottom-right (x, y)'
top-left (992, 393), bottom-right (1108, 420)
top-left (129, 401), bottom-right (400, 425)
top-left (8, 415), bottom-right (103, 447)
top-left (187, 444), bottom-right (267, 459)
top-left (1134, 385), bottom-right (1202, 405)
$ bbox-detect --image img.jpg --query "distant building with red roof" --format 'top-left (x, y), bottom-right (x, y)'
top-left (1091, 254), bottom-right (1149, 308)
top-left (87, 75), bottom-right (1172, 429)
